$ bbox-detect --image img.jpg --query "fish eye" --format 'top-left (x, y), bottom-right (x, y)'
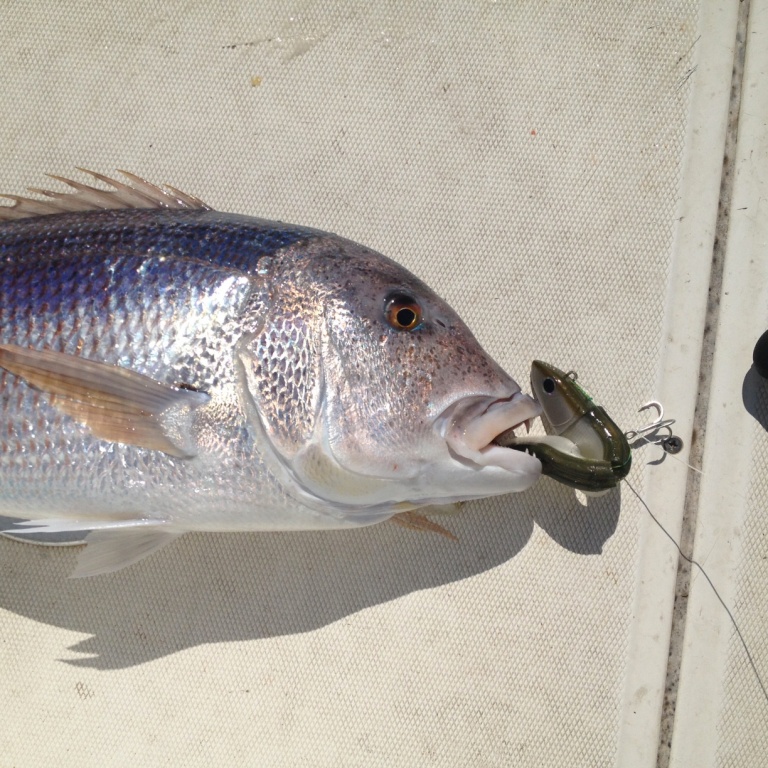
top-left (542, 377), bottom-right (556, 394)
top-left (385, 293), bottom-right (422, 331)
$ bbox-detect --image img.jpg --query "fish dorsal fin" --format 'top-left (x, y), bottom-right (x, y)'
top-left (0, 169), bottom-right (211, 221)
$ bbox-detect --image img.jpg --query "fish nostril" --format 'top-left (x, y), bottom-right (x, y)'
top-left (435, 318), bottom-right (447, 329)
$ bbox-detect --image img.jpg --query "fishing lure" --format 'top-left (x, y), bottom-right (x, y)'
top-left (501, 361), bottom-right (768, 706)
top-left (497, 361), bottom-right (631, 493)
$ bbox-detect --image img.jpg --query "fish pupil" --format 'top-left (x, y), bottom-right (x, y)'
top-left (543, 377), bottom-right (556, 394)
top-left (397, 307), bottom-right (417, 327)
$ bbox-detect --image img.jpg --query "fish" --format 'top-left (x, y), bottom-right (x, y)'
top-left (0, 171), bottom-right (542, 576)
top-left (497, 361), bottom-right (631, 492)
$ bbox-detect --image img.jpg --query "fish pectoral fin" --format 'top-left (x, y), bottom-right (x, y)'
top-left (72, 527), bottom-right (183, 578)
top-left (0, 344), bottom-right (209, 457)
top-left (390, 511), bottom-right (458, 541)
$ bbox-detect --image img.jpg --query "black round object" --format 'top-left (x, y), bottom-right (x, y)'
top-left (662, 435), bottom-right (684, 454)
top-left (754, 330), bottom-right (768, 378)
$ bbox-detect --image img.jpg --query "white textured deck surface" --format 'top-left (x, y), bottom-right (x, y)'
top-left (0, 2), bottom-right (764, 766)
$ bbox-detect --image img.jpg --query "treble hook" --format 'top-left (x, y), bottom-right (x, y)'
top-left (624, 400), bottom-right (665, 440)
top-left (624, 400), bottom-right (683, 454)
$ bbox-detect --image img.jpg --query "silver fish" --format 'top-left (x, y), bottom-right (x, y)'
top-left (0, 171), bottom-right (541, 576)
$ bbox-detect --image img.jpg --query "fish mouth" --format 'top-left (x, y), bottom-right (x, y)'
top-left (437, 393), bottom-right (542, 473)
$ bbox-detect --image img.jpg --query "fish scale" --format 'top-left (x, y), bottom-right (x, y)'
top-left (0, 212), bottom-right (282, 522)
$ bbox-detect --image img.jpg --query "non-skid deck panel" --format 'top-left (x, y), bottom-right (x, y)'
top-left (0, 2), bottom-right (744, 766)
top-left (670, 1), bottom-right (768, 765)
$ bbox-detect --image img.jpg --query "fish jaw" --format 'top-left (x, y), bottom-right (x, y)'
top-left (243, 382), bottom-right (544, 514)
top-left (282, 391), bottom-right (544, 513)
top-left (435, 392), bottom-right (543, 491)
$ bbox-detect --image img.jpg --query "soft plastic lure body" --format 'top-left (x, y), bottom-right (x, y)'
top-left (497, 361), bottom-right (631, 493)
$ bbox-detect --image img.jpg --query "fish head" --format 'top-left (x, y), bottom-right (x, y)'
top-left (238, 239), bottom-right (542, 513)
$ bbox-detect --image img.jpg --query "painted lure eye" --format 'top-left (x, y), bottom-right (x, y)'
top-left (542, 377), bottom-right (556, 394)
top-left (385, 293), bottom-right (422, 331)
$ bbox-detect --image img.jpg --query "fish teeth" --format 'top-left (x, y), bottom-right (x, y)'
top-left (500, 417), bottom-right (533, 442)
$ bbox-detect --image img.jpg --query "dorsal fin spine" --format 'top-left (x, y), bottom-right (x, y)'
top-left (0, 170), bottom-right (212, 221)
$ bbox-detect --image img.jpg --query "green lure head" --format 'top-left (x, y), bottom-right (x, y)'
top-left (530, 361), bottom-right (594, 434)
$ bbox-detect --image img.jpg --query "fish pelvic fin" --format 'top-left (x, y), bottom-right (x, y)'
top-left (390, 511), bottom-right (459, 541)
top-left (72, 527), bottom-right (183, 578)
top-left (0, 344), bottom-right (209, 458)
top-left (0, 169), bottom-right (211, 221)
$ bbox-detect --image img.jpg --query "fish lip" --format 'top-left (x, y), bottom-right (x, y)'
top-left (436, 393), bottom-right (542, 472)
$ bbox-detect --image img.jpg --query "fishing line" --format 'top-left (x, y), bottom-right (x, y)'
top-left (508, 363), bottom-right (766, 705)
top-left (624, 477), bottom-right (768, 707)
top-left (663, 450), bottom-right (754, 509)
top-left (663, 451), bottom-right (704, 476)
top-left (616, 395), bottom-right (765, 704)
